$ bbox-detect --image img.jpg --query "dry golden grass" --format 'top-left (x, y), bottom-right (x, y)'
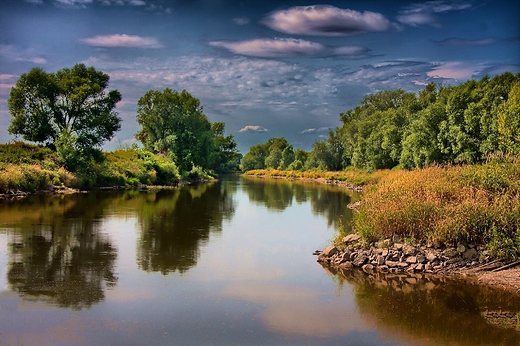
top-left (354, 158), bottom-right (520, 259)
top-left (244, 168), bottom-right (391, 186)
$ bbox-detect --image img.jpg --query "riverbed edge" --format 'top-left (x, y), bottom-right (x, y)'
top-left (245, 173), bottom-right (520, 295)
top-left (316, 235), bottom-right (520, 295)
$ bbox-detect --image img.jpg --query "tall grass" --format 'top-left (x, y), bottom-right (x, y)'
top-left (0, 143), bottom-right (180, 192)
top-left (244, 168), bottom-right (391, 186)
top-left (354, 155), bottom-right (520, 259)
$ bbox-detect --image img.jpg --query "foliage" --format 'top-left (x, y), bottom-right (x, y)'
top-left (7, 64), bottom-right (122, 157)
top-left (240, 137), bottom-right (295, 171)
top-left (0, 143), bottom-right (180, 191)
top-left (136, 88), bottom-right (239, 173)
top-left (353, 156), bottom-right (520, 260)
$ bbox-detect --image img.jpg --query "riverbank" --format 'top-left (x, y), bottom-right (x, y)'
top-left (244, 162), bottom-right (520, 294)
top-left (315, 233), bottom-right (520, 294)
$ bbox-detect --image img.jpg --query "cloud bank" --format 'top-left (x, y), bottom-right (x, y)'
top-left (80, 34), bottom-right (164, 48)
top-left (239, 125), bottom-right (269, 133)
top-left (262, 5), bottom-right (397, 36)
top-left (397, 1), bottom-right (472, 27)
top-left (210, 38), bottom-right (370, 58)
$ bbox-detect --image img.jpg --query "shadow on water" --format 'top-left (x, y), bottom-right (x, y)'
top-left (241, 175), bottom-right (358, 232)
top-left (0, 193), bottom-right (118, 310)
top-left (322, 264), bottom-right (520, 346)
top-left (136, 181), bottom-right (236, 275)
top-left (0, 180), bottom-right (239, 310)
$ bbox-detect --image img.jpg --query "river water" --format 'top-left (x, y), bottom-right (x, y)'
top-left (0, 175), bottom-right (518, 345)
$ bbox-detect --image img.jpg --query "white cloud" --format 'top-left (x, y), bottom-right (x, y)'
top-left (262, 5), bottom-right (398, 36)
top-left (397, 1), bottom-right (472, 27)
top-left (54, 0), bottom-right (93, 8)
top-left (427, 61), bottom-right (484, 80)
top-left (80, 34), bottom-right (164, 48)
top-left (301, 127), bottom-right (329, 134)
top-left (239, 125), bottom-right (268, 133)
top-left (233, 17), bottom-right (250, 25)
top-left (0, 45), bottom-right (47, 65)
top-left (210, 38), bottom-right (370, 58)
top-left (24, 0), bottom-right (44, 4)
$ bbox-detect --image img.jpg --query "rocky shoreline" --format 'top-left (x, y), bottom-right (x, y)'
top-left (316, 233), bottom-right (520, 294)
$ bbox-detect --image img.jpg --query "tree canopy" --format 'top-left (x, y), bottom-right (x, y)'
top-left (241, 72), bottom-right (520, 172)
top-left (7, 64), bottom-right (122, 151)
top-left (136, 88), bottom-right (239, 173)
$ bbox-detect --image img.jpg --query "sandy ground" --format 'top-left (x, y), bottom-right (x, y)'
top-left (473, 267), bottom-right (520, 294)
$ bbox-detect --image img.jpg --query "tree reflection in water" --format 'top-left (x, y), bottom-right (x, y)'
top-left (136, 181), bottom-right (236, 275)
top-left (242, 176), bottom-right (357, 232)
top-left (323, 264), bottom-right (520, 346)
top-left (0, 193), bottom-right (118, 311)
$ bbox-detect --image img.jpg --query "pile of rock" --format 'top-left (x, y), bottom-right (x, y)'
top-left (316, 233), bottom-right (507, 275)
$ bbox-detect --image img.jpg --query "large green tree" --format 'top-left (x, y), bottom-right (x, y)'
top-left (136, 88), bottom-right (238, 173)
top-left (8, 64), bottom-right (122, 151)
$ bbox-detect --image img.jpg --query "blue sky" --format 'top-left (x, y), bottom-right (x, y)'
top-left (0, 0), bottom-right (519, 153)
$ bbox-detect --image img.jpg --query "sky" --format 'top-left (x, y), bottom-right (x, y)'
top-left (0, 0), bottom-right (519, 153)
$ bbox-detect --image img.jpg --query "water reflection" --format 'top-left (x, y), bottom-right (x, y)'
top-left (324, 265), bottom-right (520, 345)
top-left (136, 181), bottom-right (236, 275)
top-left (0, 194), bottom-right (118, 310)
top-left (241, 176), bottom-right (357, 231)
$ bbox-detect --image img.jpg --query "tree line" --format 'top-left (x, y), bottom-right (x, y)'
top-left (6, 64), bottom-right (240, 176)
top-left (241, 72), bottom-right (520, 172)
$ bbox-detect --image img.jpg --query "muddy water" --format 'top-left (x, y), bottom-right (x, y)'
top-left (0, 175), bottom-right (518, 345)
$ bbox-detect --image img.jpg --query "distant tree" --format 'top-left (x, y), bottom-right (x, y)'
top-left (210, 122), bottom-right (240, 171)
top-left (7, 64), bottom-right (122, 156)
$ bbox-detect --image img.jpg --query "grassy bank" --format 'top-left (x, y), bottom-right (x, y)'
top-left (245, 156), bottom-right (520, 260)
top-left (244, 167), bottom-right (391, 186)
top-left (352, 155), bottom-right (520, 260)
top-left (0, 142), bottom-right (188, 192)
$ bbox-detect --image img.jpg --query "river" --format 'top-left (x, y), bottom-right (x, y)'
top-left (0, 175), bottom-right (518, 345)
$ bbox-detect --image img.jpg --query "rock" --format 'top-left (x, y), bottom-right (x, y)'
top-left (442, 248), bottom-right (458, 258)
top-left (426, 252), bottom-right (438, 262)
top-left (463, 248), bottom-right (477, 260)
top-left (425, 262), bottom-right (432, 271)
top-left (415, 263), bottom-right (424, 271)
top-left (386, 260), bottom-right (399, 268)
top-left (416, 254), bottom-right (426, 264)
top-left (377, 265), bottom-right (389, 272)
top-left (381, 248), bottom-right (389, 257)
top-left (339, 261), bottom-right (353, 269)
top-left (343, 234), bottom-right (361, 244)
top-left (394, 243), bottom-right (403, 250)
top-left (397, 262), bottom-right (410, 268)
top-left (457, 243), bottom-right (466, 254)
top-left (353, 254), bottom-right (368, 267)
top-left (376, 255), bottom-right (386, 265)
top-left (312, 250), bottom-right (322, 255)
top-left (403, 245), bottom-right (417, 256)
top-left (322, 245), bottom-right (338, 257)
top-left (406, 256), bottom-right (417, 264)
top-left (362, 264), bottom-right (374, 272)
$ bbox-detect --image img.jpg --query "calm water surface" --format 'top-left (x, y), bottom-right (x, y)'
top-left (0, 175), bottom-right (518, 345)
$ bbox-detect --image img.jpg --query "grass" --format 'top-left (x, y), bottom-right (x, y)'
top-left (0, 143), bottom-right (181, 192)
top-left (353, 155), bottom-right (520, 260)
top-left (243, 167), bottom-right (391, 186)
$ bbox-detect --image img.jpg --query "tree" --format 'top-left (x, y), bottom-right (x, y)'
top-left (8, 64), bottom-right (122, 151)
top-left (498, 80), bottom-right (520, 153)
top-left (136, 88), bottom-right (216, 173)
top-left (210, 122), bottom-right (240, 172)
